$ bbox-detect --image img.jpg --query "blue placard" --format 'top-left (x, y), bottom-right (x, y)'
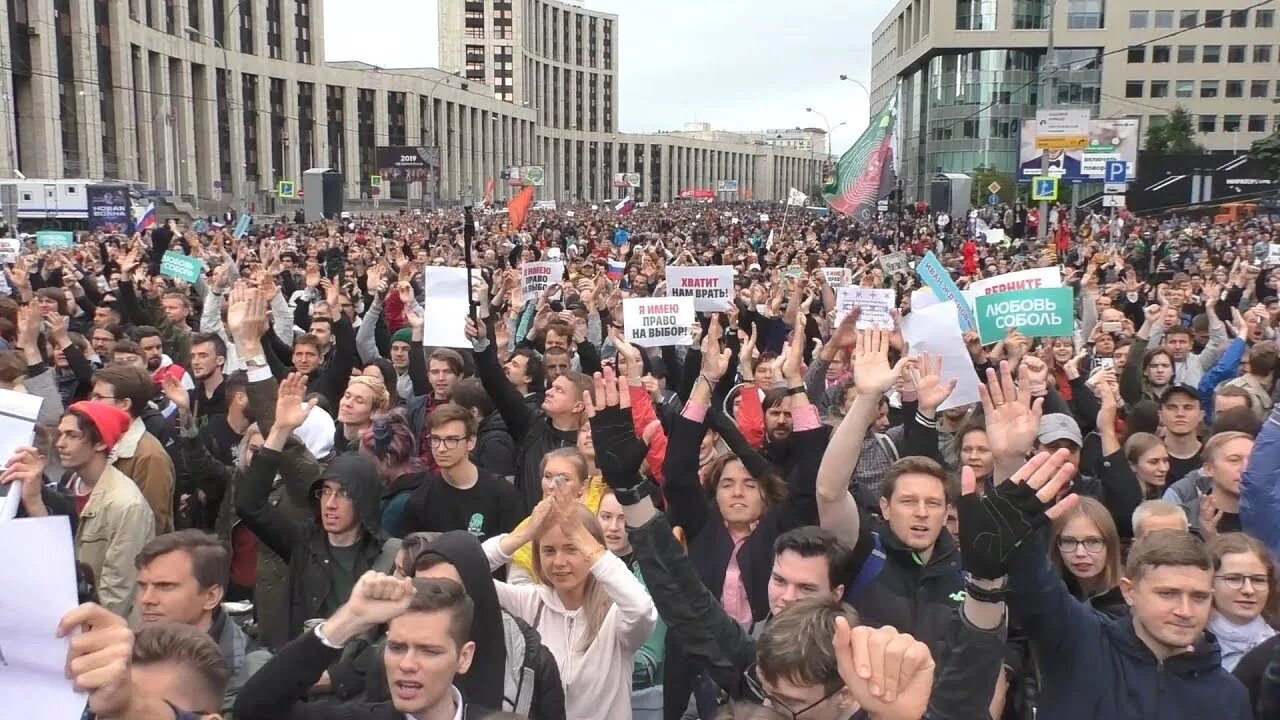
top-left (1104, 160), bottom-right (1127, 183)
top-left (916, 251), bottom-right (977, 331)
top-left (159, 251), bottom-right (204, 283)
top-left (232, 213), bottom-right (252, 240)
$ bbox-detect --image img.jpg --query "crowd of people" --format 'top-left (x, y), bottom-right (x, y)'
top-left (8, 195), bottom-right (1280, 720)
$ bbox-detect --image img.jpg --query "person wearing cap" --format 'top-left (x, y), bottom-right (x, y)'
top-left (1040, 403), bottom-right (1145, 540)
top-left (1160, 384), bottom-right (1206, 486)
top-left (56, 401), bottom-right (157, 617)
top-left (354, 279), bottom-right (420, 402)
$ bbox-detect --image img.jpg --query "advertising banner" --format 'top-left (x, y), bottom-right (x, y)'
top-left (612, 173), bottom-right (641, 188)
top-left (86, 185), bottom-right (131, 227)
top-left (1018, 118), bottom-right (1140, 182)
top-left (375, 146), bottom-right (440, 181)
top-left (715, 180), bottom-right (740, 192)
top-left (507, 166), bottom-right (546, 187)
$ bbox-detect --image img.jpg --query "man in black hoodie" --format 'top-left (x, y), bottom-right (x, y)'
top-left (327, 531), bottom-right (565, 719)
top-left (235, 372), bottom-right (399, 648)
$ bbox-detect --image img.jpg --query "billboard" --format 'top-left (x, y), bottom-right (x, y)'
top-left (86, 184), bottom-right (131, 227)
top-left (716, 179), bottom-right (740, 192)
top-left (507, 165), bottom-right (546, 187)
top-left (612, 172), bottom-right (641, 188)
top-left (1017, 117), bottom-right (1140, 182)
top-left (375, 146), bottom-right (439, 181)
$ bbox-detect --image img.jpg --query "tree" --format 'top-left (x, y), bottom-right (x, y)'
top-left (1144, 106), bottom-right (1205, 154)
top-left (968, 164), bottom-right (1017, 207)
top-left (1248, 130), bottom-right (1280, 179)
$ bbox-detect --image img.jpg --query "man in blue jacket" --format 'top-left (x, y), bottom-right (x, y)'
top-left (962, 446), bottom-right (1253, 720)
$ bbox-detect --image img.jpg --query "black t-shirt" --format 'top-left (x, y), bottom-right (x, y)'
top-left (1167, 449), bottom-right (1203, 487)
top-left (202, 414), bottom-right (244, 466)
top-left (400, 469), bottom-right (525, 542)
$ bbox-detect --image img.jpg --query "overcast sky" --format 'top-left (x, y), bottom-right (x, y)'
top-left (323, 0), bottom-right (896, 154)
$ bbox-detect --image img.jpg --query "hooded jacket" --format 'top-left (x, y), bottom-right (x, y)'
top-left (473, 411), bottom-right (517, 480)
top-left (236, 449), bottom-right (394, 645)
top-left (1007, 534), bottom-right (1252, 720)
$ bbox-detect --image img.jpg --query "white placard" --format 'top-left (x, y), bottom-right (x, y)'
top-left (1268, 243), bottom-right (1280, 267)
top-left (912, 286), bottom-right (980, 315)
top-left (665, 265), bottom-right (734, 311)
top-left (982, 228), bottom-right (1006, 245)
top-left (0, 516), bottom-right (85, 720)
top-left (521, 261), bottom-right (565, 301)
top-left (760, 213), bottom-right (771, 222)
top-left (836, 287), bottom-right (896, 330)
top-left (0, 239), bottom-right (18, 264)
top-left (822, 267), bottom-right (852, 288)
top-left (901, 302), bottom-right (982, 412)
top-left (969, 267), bottom-right (1062, 297)
top-left (623, 296), bottom-right (695, 348)
top-left (422, 267), bottom-right (482, 349)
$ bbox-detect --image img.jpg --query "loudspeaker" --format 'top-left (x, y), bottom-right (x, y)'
top-left (303, 168), bottom-right (344, 222)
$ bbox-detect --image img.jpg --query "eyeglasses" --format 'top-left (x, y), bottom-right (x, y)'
top-left (741, 663), bottom-right (841, 719)
top-left (1057, 536), bottom-right (1106, 554)
top-left (1216, 573), bottom-right (1270, 590)
top-left (313, 486), bottom-right (353, 501)
top-left (428, 435), bottom-right (468, 449)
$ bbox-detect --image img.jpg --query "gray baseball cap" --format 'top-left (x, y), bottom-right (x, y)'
top-left (1038, 413), bottom-right (1083, 447)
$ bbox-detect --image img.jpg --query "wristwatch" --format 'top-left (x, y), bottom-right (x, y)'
top-left (612, 480), bottom-right (656, 506)
top-left (785, 384), bottom-right (806, 396)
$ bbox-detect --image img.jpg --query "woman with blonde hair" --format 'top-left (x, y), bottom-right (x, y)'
top-left (1050, 496), bottom-right (1127, 618)
top-left (336, 374), bottom-right (390, 453)
top-left (484, 483), bottom-right (657, 720)
top-left (1208, 532), bottom-right (1278, 671)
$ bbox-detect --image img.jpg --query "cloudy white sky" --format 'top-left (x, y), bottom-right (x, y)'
top-left (323, 0), bottom-right (897, 154)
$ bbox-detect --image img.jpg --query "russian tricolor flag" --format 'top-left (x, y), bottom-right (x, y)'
top-left (615, 196), bottom-right (635, 216)
top-left (606, 259), bottom-right (626, 280)
top-left (137, 202), bottom-right (157, 233)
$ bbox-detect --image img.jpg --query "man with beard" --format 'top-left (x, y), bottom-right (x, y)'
top-left (137, 325), bottom-right (195, 394)
top-left (189, 332), bottom-right (228, 422)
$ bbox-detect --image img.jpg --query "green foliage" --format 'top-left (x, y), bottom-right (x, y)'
top-left (968, 164), bottom-right (1017, 206)
top-left (1144, 106), bottom-right (1205, 154)
top-left (1248, 131), bottom-right (1280, 178)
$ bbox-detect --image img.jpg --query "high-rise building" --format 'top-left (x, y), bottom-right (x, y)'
top-left (871, 0), bottom-right (1280, 200)
top-left (0, 0), bottom-right (816, 209)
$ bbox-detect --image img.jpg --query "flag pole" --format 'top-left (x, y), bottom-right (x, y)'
top-left (778, 196), bottom-right (793, 248)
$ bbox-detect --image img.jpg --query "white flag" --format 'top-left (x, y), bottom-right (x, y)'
top-left (787, 188), bottom-right (808, 207)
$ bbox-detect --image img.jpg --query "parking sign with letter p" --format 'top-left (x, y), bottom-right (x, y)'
top-left (1104, 160), bottom-right (1127, 183)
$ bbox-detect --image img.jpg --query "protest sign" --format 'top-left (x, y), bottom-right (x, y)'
top-left (521, 261), bottom-right (564, 301)
top-left (1268, 243), bottom-right (1280, 267)
top-left (232, 213), bottom-right (252, 240)
top-left (975, 287), bottom-right (1075, 344)
top-left (901, 302), bottom-right (982, 412)
top-left (35, 231), bottom-right (74, 250)
top-left (916, 252), bottom-right (976, 331)
top-left (911, 286), bottom-right (980, 315)
top-left (422, 266), bottom-right (483, 348)
top-left (970, 266), bottom-right (1062, 297)
top-left (159, 251), bottom-right (205, 283)
top-left (836, 287), bottom-right (895, 330)
top-left (623, 297), bottom-right (694, 348)
top-left (665, 265), bottom-right (734, 311)
top-left (821, 267), bottom-right (852, 288)
top-left (879, 252), bottom-right (911, 274)
top-left (0, 238), bottom-right (18, 264)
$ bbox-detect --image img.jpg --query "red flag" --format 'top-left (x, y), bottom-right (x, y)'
top-left (508, 186), bottom-right (534, 230)
top-left (484, 177), bottom-right (495, 207)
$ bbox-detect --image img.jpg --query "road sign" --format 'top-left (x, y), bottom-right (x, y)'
top-left (1104, 160), bottom-right (1127, 183)
top-left (1035, 109), bottom-right (1090, 150)
top-left (988, 194), bottom-right (1000, 206)
top-left (370, 174), bottom-right (382, 188)
top-left (1102, 195), bottom-right (1126, 208)
top-left (1031, 177), bottom-right (1059, 202)
top-left (276, 180), bottom-right (296, 199)
top-left (1104, 183), bottom-right (1127, 194)
top-left (987, 181), bottom-right (1001, 195)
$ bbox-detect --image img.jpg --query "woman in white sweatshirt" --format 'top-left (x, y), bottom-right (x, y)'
top-left (483, 485), bottom-right (658, 720)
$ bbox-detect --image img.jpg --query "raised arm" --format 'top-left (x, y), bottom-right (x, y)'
top-left (1241, 400), bottom-right (1280, 557)
top-left (466, 315), bottom-right (535, 440)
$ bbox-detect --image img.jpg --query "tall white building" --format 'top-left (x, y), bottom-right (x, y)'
top-left (0, 0), bottom-right (816, 209)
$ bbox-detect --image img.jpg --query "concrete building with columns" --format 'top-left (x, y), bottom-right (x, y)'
top-left (0, 0), bottom-right (817, 212)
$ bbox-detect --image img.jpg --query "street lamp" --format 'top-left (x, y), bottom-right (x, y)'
top-left (838, 74), bottom-right (871, 99)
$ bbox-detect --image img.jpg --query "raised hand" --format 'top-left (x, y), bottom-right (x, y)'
top-left (584, 366), bottom-right (647, 491)
top-left (980, 360), bottom-right (1043, 463)
top-left (305, 264), bottom-right (322, 289)
top-left (161, 374), bottom-right (190, 413)
top-left (1019, 354), bottom-right (1050, 396)
top-left (58, 603), bottom-right (134, 716)
top-left (912, 352), bottom-right (957, 414)
top-left (833, 617), bottom-right (934, 718)
top-left (225, 283), bottom-right (251, 340)
top-left (1, 446), bottom-right (48, 514)
top-left (852, 328), bottom-right (908, 397)
top-left (699, 314), bottom-right (732, 382)
top-left (781, 321), bottom-right (806, 383)
top-left (343, 571), bottom-right (416, 626)
top-left (274, 372), bottom-right (317, 431)
top-left (15, 303), bottom-right (40, 347)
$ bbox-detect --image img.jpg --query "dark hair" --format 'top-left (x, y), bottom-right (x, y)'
top-left (163, 291), bottom-right (191, 310)
top-left (132, 623), bottom-right (230, 714)
top-left (94, 324), bottom-right (125, 341)
top-left (34, 287), bottom-right (70, 315)
top-left (1212, 405), bottom-right (1262, 436)
top-left (545, 321), bottom-right (573, 342)
top-left (881, 456), bottom-right (949, 502)
top-left (1127, 400), bottom-right (1162, 435)
top-left (702, 453), bottom-right (788, 507)
top-left (407, 578), bottom-right (475, 649)
top-left (0, 350), bottom-right (25, 383)
top-left (191, 332), bottom-right (227, 360)
top-left (135, 530), bottom-right (229, 590)
top-left (511, 348), bottom-right (545, 391)
top-left (427, 348), bottom-right (464, 376)
top-left (1164, 326), bottom-right (1193, 342)
top-left (293, 333), bottom-right (323, 352)
top-left (1248, 341), bottom-right (1279, 378)
top-left (1124, 529), bottom-right (1211, 582)
top-left (94, 364), bottom-right (154, 418)
top-left (755, 595), bottom-right (858, 694)
top-left (364, 358), bottom-right (402, 407)
top-left (112, 339), bottom-right (144, 359)
top-left (222, 369), bottom-right (250, 399)
top-left (132, 324), bottom-right (162, 343)
top-left (761, 387), bottom-right (791, 412)
top-left (1141, 347), bottom-right (1173, 373)
top-left (448, 378), bottom-right (494, 417)
top-left (65, 409), bottom-right (106, 449)
top-left (772, 526), bottom-right (857, 594)
top-left (426, 402), bottom-right (478, 436)
top-left (309, 317), bottom-right (334, 332)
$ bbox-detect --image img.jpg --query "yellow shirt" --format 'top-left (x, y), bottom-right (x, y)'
top-left (511, 475), bottom-right (608, 581)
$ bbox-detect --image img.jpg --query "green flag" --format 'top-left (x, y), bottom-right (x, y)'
top-left (823, 89), bottom-right (899, 219)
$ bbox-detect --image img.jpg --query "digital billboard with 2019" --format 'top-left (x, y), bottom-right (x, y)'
top-left (374, 146), bottom-right (440, 181)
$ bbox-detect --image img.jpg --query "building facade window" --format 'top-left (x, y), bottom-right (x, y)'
top-left (1247, 114), bottom-right (1267, 132)
top-left (1150, 80), bottom-right (1169, 98)
top-left (1198, 115), bottom-right (1217, 132)
top-left (1179, 10), bottom-right (1198, 28)
top-left (955, 0), bottom-right (997, 30)
top-left (1066, 0), bottom-right (1104, 29)
top-left (1128, 10), bottom-right (1148, 28)
top-left (1127, 45), bottom-right (1145, 62)
top-left (1013, 0), bottom-right (1047, 29)
top-left (1229, 9), bottom-right (1248, 27)
top-left (1226, 80), bottom-right (1244, 98)
top-left (1200, 80), bottom-right (1219, 98)
top-left (1125, 80), bottom-right (1143, 98)
top-left (296, 0), bottom-right (312, 64)
top-left (1257, 9), bottom-right (1275, 27)
top-left (1251, 80), bottom-right (1270, 97)
top-left (1154, 10), bottom-right (1174, 28)
top-left (1228, 45), bottom-right (1246, 62)
top-left (1253, 45), bottom-right (1272, 63)
top-left (1223, 115), bottom-right (1242, 132)
top-left (1176, 80), bottom-right (1194, 98)
top-left (1204, 9), bottom-right (1224, 27)
top-left (1202, 45), bottom-right (1221, 62)
top-left (1177, 45), bottom-right (1196, 63)
top-left (1152, 45), bottom-right (1171, 62)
